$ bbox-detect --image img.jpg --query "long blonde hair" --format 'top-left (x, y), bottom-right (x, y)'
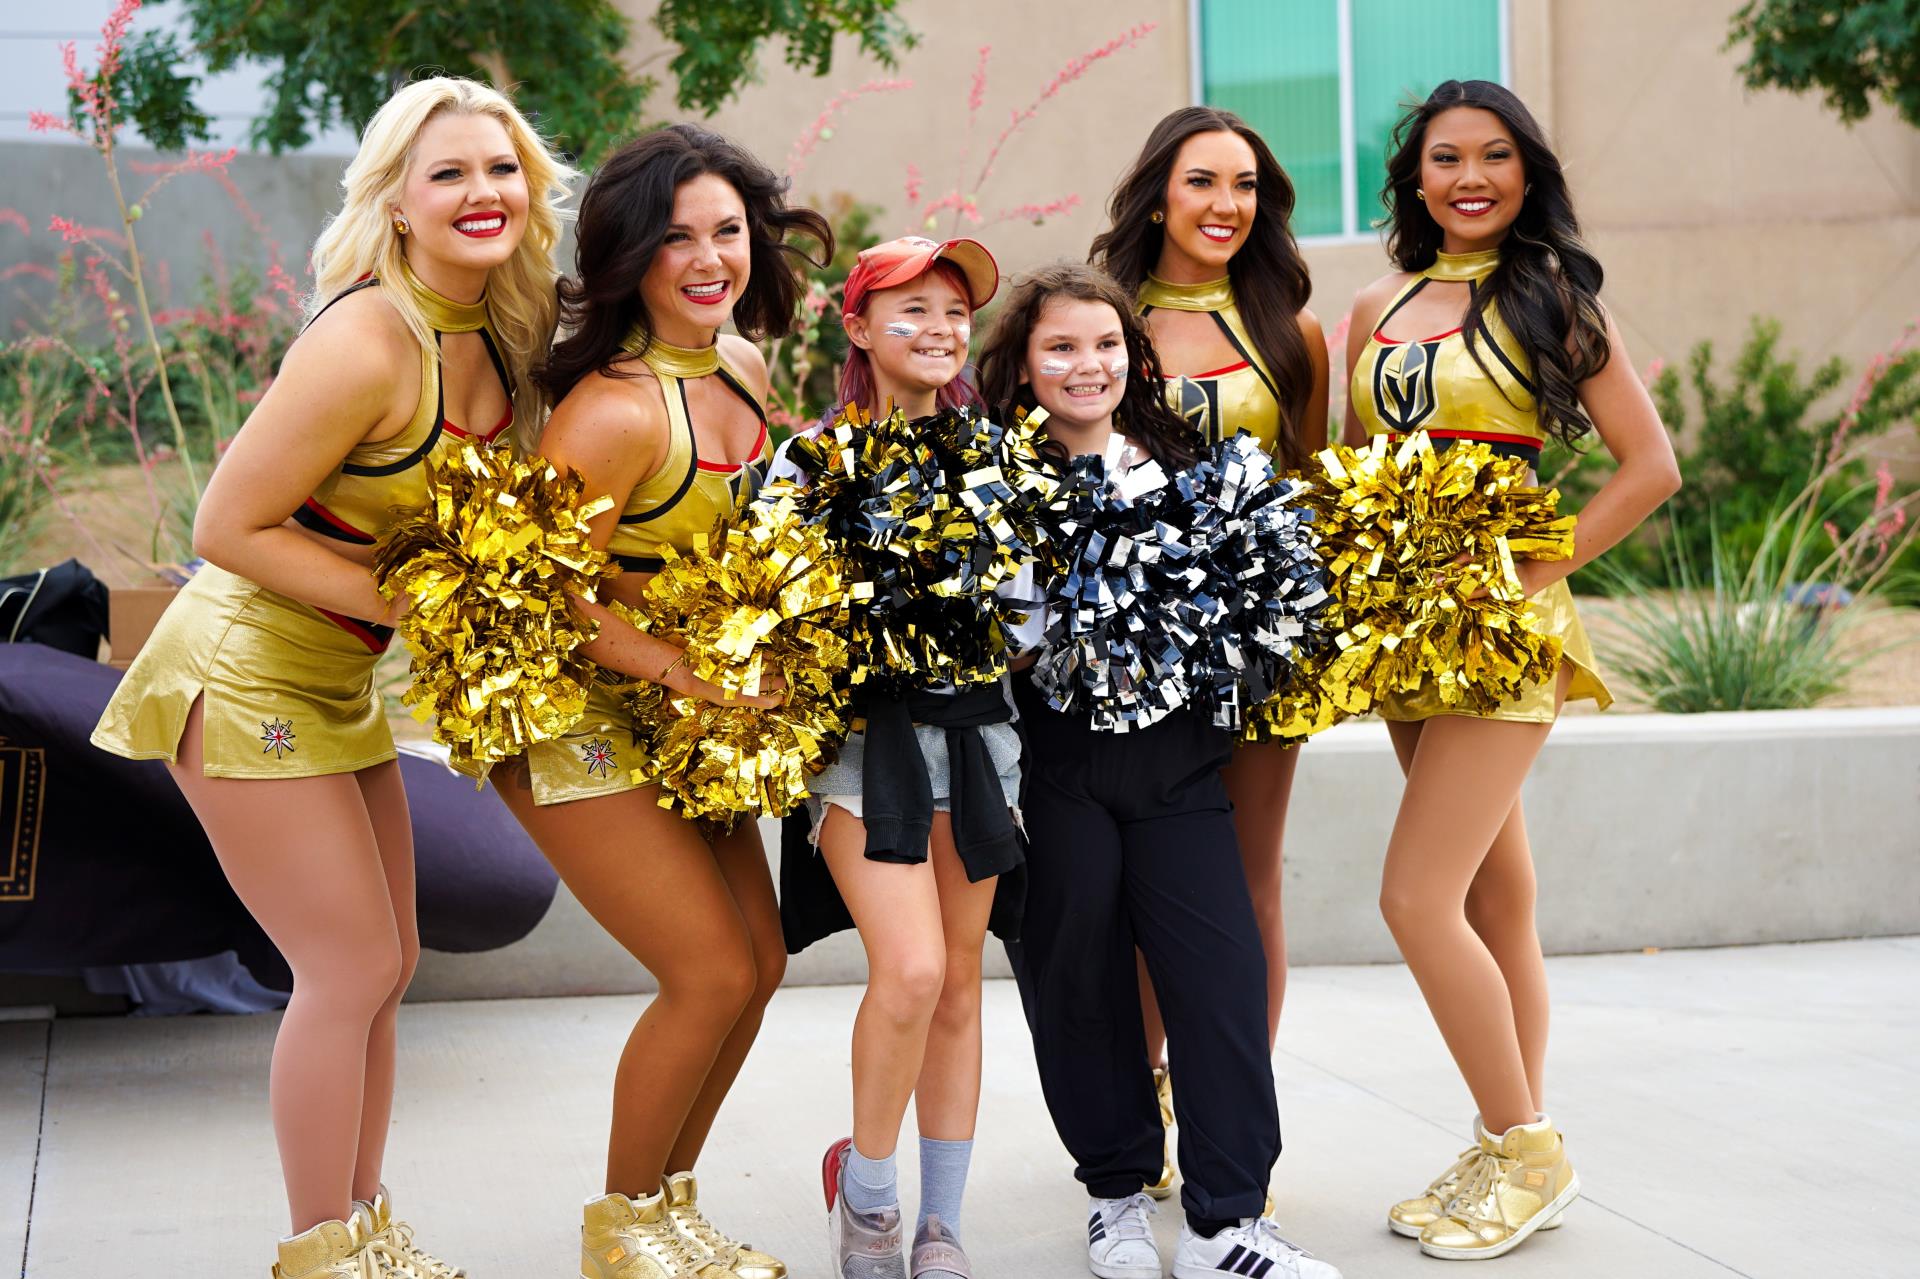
top-left (309, 76), bottom-right (574, 439)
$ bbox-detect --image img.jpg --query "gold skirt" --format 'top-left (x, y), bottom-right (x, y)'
top-left (519, 677), bottom-right (659, 807)
top-left (1374, 579), bottom-right (1612, 724)
top-left (90, 565), bottom-right (395, 778)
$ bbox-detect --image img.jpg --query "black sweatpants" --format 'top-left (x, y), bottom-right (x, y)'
top-left (1005, 676), bottom-right (1279, 1226)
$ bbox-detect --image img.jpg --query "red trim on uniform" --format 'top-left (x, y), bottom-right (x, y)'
top-left (1168, 359), bottom-right (1251, 380)
top-left (1390, 428), bottom-right (1542, 448)
top-left (300, 498), bottom-right (375, 542)
top-left (1373, 325), bottom-right (1463, 346)
top-left (696, 420), bottom-right (769, 473)
top-left (445, 405), bottom-right (514, 442)
top-left (315, 607), bottom-right (392, 653)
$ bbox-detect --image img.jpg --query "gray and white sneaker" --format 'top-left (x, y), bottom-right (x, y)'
top-left (1088, 1193), bottom-right (1161, 1279)
top-left (825, 1136), bottom-right (908, 1279)
top-left (1171, 1216), bottom-right (1341, 1279)
top-left (910, 1214), bottom-right (972, 1279)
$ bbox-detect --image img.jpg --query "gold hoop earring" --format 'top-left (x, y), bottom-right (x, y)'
top-left (1415, 189), bottom-right (1426, 202)
top-left (1149, 210), bottom-right (1164, 224)
top-left (392, 215), bottom-right (410, 236)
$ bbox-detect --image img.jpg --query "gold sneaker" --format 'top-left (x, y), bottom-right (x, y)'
top-left (1418, 1115), bottom-right (1579, 1260)
top-left (352, 1187), bottom-right (466, 1278)
top-left (582, 1189), bottom-right (710, 1279)
top-left (1144, 1066), bottom-right (1175, 1200)
top-left (663, 1171), bottom-right (787, 1279)
top-left (272, 1219), bottom-right (373, 1279)
top-left (1389, 1118), bottom-right (1565, 1239)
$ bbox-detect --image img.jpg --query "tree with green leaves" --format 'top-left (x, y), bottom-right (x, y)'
top-left (113, 0), bottom-right (914, 163)
top-left (1728, 0), bottom-right (1920, 129)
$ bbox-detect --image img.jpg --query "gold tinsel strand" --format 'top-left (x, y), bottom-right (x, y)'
top-left (610, 493), bottom-right (852, 828)
top-left (374, 442), bottom-right (614, 778)
top-left (1246, 431), bottom-right (1576, 734)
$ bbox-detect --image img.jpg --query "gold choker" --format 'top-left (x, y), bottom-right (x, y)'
top-left (626, 327), bottom-right (722, 378)
top-left (1426, 248), bottom-right (1502, 282)
top-left (401, 262), bottom-right (489, 333)
top-left (1138, 273), bottom-right (1236, 313)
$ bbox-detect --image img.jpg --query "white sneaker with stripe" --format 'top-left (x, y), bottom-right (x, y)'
top-left (1171, 1216), bottom-right (1341, 1279)
top-left (1087, 1193), bottom-right (1162, 1279)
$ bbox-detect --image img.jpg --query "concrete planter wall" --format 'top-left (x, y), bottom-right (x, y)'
top-left (410, 706), bottom-right (1920, 1000)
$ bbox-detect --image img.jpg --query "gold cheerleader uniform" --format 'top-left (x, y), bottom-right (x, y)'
top-left (1351, 246), bottom-right (1611, 723)
top-left (523, 334), bottom-right (770, 806)
top-left (91, 269), bottom-right (513, 778)
top-left (1137, 273), bottom-right (1284, 453)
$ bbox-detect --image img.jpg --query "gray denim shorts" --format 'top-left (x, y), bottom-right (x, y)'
top-left (803, 719), bottom-right (1024, 830)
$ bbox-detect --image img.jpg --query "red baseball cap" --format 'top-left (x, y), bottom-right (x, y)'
top-left (842, 236), bottom-right (999, 315)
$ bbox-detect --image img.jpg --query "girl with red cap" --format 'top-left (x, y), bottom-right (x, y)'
top-left (775, 235), bottom-right (1022, 1279)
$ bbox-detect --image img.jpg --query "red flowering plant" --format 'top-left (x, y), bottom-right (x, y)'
top-left (765, 22), bottom-right (1161, 431)
top-left (2, 0), bottom-right (296, 574)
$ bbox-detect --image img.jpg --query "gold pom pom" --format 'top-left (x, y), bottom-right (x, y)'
top-left (612, 493), bottom-right (852, 827)
top-left (1253, 431), bottom-right (1576, 728)
top-left (374, 442), bottom-right (615, 778)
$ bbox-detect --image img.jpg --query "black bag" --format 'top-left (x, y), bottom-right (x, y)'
top-left (0, 558), bottom-right (109, 659)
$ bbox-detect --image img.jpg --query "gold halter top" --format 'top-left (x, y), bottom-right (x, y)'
top-left (293, 264), bottom-right (513, 648)
top-left (603, 333), bottom-right (770, 573)
top-left (1349, 247), bottom-right (1543, 461)
top-left (1136, 273), bottom-right (1284, 454)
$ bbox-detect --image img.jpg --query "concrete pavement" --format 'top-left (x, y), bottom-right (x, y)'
top-left (6, 938), bottom-right (1914, 1277)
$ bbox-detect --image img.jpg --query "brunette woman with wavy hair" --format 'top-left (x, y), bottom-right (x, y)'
top-left (1344, 80), bottom-right (1677, 1261)
top-left (1090, 105), bottom-right (1330, 1201)
top-left (496, 123), bottom-right (829, 1279)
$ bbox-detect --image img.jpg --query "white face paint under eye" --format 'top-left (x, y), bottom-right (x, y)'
top-left (1106, 354), bottom-right (1130, 379)
top-left (955, 323), bottom-right (972, 347)
top-left (883, 321), bottom-right (919, 339)
top-left (1038, 358), bottom-right (1073, 378)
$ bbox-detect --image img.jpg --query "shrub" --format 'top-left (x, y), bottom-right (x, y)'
top-left (1545, 317), bottom-right (1920, 596)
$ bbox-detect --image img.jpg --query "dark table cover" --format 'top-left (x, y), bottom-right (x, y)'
top-left (0, 643), bottom-right (558, 991)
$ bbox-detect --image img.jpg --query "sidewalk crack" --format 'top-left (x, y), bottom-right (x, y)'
top-left (17, 1020), bottom-right (50, 1279)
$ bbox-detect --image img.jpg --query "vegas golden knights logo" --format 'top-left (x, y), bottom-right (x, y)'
top-left (0, 738), bottom-right (44, 903)
top-left (1167, 375), bottom-right (1225, 445)
top-left (1372, 338), bottom-right (1443, 433)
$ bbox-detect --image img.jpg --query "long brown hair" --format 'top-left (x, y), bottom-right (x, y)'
top-left (977, 262), bottom-right (1201, 472)
top-left (1382, 81), bottom-right (1607, 445)
top-left (540, 124), bottom-right (831, 405)
top-left (1090, 106), bottom-right (1314, 468)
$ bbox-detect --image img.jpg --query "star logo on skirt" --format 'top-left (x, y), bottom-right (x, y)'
top-left (259, 718), bottom-right (296, 758)
top-left (580, 737), bottom-right (616, 778)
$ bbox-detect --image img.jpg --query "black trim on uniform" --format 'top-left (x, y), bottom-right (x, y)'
top-left (292, 504), bottom-right (375, 544)
top-left (613, 553), bottom-right (666, 573)
top-left (617, 380), bottom-right (700, 525)
top-left (1206, 310), bottom-right (1284, 414)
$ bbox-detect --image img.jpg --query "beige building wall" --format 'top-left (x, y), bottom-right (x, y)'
top-left (616, 0), bottom-right (1193, 279)
top-left (621, 0), bottom-right (1920, 414)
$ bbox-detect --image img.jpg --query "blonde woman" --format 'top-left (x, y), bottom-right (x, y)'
top-left (93, 76), bottom-right (572, 1279)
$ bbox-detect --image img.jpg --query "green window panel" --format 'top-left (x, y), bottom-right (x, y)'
top-left (1200, 0), bottom-right (1342, 238)
top-left (1197, 0), bottom-right (1504, 239)
top-left (1352, 0), bottom-right (1503, 228)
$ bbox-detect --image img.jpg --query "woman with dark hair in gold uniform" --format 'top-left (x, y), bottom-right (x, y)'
top-left (91, 77), bottom-right (571, 1279)
top-left (488, 124), bottom-right (829, 1279)
top-left (1348, 80), bottom-right (1677, 1262)
top-left (1091, 104), bottom-right (1329, 1200)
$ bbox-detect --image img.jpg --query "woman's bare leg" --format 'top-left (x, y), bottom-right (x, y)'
top-left (167, 699), bottom-right (407, 1234)
top-left (1378, 672), bottom-right (1570, 1133)
top-left (664, 818), bottom-right (787, 1171)
top-left (347, 759), bottom-right (417, 1201)
top-left (1223, 739), bottom-right (1299, 1047)
top-left (494, 769), bottom-right (762, 1197)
